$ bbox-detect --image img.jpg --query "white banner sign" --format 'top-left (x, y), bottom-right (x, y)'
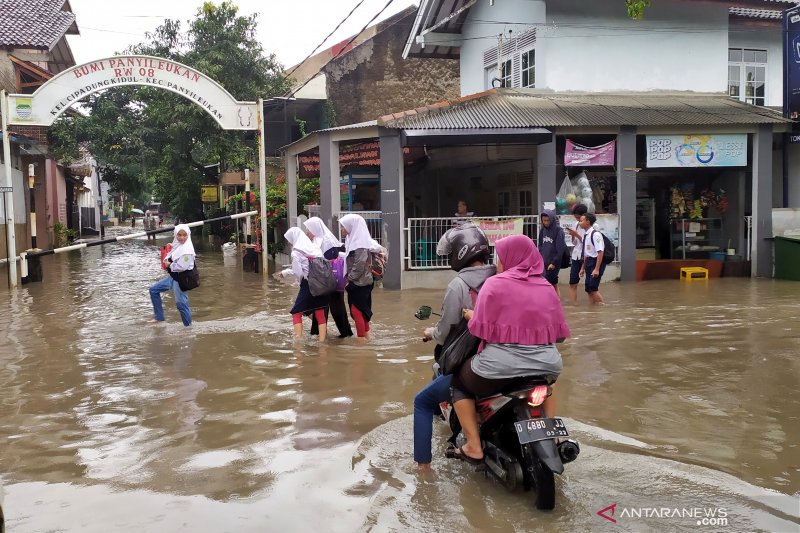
top-left (7, 55), bottom-right (258, 131)
top-left (646, 134), bottom-right (747, 168)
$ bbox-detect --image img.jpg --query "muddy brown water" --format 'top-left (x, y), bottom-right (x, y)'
top-left (1, 227), bottom-right (798, 532)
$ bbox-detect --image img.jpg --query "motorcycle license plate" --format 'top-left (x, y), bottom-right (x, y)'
top-left (514, 417), bottom-right (569, 444)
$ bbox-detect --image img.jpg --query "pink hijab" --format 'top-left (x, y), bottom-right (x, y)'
top-left (468, 235), bottom-right (570, 345)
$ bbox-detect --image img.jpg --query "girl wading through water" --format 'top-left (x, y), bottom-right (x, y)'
top-left (303, 216), bottom-right (353, 338)
top-left (283, 227), bottom-right (329, 341)
top-left (149, 224), bottom-right (195, 326)
top-left (338, 214), bottom-right (384, 340)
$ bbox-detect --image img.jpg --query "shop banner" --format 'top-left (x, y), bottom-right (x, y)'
top-left (472, 218), bottom-right (524, 246)
top-left (646, 134), bottom-right (747, 168)
top-left (564, 140), bottom-right (616, 166)
top-left (784, 6), bottom-right (800, 142)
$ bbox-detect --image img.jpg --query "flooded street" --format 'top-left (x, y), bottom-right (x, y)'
top-left (1, 227), bottom-right (799, 532)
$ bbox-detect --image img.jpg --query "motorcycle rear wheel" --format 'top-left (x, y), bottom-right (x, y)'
top-left (523, 443), bottom-right (556, 510)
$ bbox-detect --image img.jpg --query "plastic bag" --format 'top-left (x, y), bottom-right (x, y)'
top-left (571, 171), bottom-right (595, 214)
top-left (556, 176), bottom-right (575, 215)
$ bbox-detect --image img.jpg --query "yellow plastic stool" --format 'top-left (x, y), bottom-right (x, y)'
top-left (680, 267), bottom-right (709, 280)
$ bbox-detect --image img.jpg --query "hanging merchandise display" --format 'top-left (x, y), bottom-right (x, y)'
top-left (669, 185), bottom-right (729, 220)
top-left (556, 175), bottom-right (576, 214)
top-left (571, 171), bottom-right (595, 213)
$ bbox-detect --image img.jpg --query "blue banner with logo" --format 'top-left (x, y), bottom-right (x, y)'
top-left (784, 6), bottom-right (800, 142)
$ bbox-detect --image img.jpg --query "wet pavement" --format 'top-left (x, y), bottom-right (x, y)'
top-left (1, 226), bottom-right (799, 532)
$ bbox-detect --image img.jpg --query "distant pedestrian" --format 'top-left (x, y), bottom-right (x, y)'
top-left (538, 209), bottom-right (567, 295)
top-left (282, 227), bottom-right (329, 342)
top-left (339, 214), bottom-right (383, 340)
top-left (565, 204), bottom-right (589, 304)
top-left (579, 213), bottom-right (606, 305)
top-left (131, 215), bottom-right (136, 228)
top-left (304, 216), bottom-right (353, 338)
top-left (454, 200), bottom-right (474, 218)
top-left (149, 224), bottom-right (195, 326)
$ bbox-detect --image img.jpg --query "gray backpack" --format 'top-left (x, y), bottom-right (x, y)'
top-left (307, 257), bottom-right (337, 296)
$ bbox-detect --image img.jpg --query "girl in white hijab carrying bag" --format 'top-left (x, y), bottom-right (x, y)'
top-left (149, 224), bottom-right (196, 326)
top-left (338, 214), bottom-right (386, 339)
top-left (303, 217), bottom-right (354, 338)
top-left (283, 227), bottom-right (330, 341)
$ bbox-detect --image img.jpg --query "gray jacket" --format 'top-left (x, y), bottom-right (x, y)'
top-left (346, 248), bottom-right (373, 286)
top-left (430, 264), bottom-right (496, 345)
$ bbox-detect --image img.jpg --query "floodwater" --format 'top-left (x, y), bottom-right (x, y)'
top-left (1, 226), bottom-right (798, 532)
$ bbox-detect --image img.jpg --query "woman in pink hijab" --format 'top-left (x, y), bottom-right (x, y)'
top-left (451, 235), bottom-right (570, 464)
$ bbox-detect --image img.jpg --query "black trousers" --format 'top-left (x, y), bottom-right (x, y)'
top-left (310, 291), bottom-right (353, 337)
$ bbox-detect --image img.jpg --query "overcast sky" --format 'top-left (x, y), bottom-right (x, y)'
top-left (66, 0), bottom-right (417, 69)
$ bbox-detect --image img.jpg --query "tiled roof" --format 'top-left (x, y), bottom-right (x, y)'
top-left (0, 0), bottom-right (77, 49)
top-left (378, 90), bottom-right (790, 129)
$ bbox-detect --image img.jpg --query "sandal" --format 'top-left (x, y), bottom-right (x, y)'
top-left (453, 445), bottom-right (484, 466)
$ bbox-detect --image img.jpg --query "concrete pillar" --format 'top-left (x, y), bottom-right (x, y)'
top-left (379, 129), bottom-right (405, 290)
top-left (285, 154), bottom-right (298, 227)
top-left (536, 133), bottom-right (556, 211)
top-left (616, 127), bottom-right (637, 282)
top-left (752, 124), bottom-right (773, 277)
top-left (318, 132), bottom-right (339, 229)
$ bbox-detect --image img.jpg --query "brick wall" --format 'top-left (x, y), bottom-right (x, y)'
top-left (11, 125), bottom-right (49, 145)
top-left (323, 12), bottom-right (460, 126)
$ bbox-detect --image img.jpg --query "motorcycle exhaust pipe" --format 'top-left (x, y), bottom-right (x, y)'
top-left (557, 440), bottom-right (580, 464)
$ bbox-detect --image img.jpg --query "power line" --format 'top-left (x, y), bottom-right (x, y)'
top-left (286, 0), bottom-right (398, 99)
top-left (284, 0), bottom-right (370, 79)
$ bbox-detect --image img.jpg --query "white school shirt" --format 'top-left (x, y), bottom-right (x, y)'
top-left (582, 229), bottom-right (605, 258)
top-left (570, 222), bottom-right (585, 260)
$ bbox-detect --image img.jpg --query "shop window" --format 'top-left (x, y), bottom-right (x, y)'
top-left (519, 190), bottom-right (533, 215)
top-left (728, 48), bottom-right (767, 106)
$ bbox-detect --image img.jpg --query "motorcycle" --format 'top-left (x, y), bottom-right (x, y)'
top-left (416, 305), bottom-right (580, 510)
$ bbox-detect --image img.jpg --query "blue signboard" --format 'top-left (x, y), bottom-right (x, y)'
top-left (784, 6), bottom-right (800, 142)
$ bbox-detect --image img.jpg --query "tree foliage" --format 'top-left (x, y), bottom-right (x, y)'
top-left (625, 0), bottom-right (651, 20)
top-left (48, 2), bottom-right (291, 218)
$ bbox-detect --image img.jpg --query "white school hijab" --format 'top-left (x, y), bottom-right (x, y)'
top-left (303, 216), bottom-right (342, 253)
top-left (168, 224), bottom-right (196, 270)
top-left (284, 227), bottom-right (323, 258)
top-left (339, 214), bottom-right (382, 256)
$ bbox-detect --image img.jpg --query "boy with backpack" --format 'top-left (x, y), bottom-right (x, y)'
top-left (579, 213), bottom-right (607, 304)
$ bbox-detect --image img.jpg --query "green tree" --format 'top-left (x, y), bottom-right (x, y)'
top-left (49, 2), bottom-right (290, 218)
top-left (625, 0), bottom-right (651, 20)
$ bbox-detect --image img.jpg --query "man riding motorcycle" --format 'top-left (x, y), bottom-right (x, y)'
top-left (413, 223), bottom-right (495, 470)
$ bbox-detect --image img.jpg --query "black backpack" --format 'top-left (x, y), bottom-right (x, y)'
top-left (589, 230), bottom-right (615, 264)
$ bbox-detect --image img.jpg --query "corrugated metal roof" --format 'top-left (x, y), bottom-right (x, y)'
top-left (729, 7), bottom-right (783, 19)
top-left (378, 90), bottom-right (791, 129)
top-left (0, 0), bottom-right (78, 49)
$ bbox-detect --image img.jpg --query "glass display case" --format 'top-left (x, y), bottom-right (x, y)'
top-left (671, 218), bottom-right (723, 259)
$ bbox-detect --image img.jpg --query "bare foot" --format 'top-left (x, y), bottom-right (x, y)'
top-left (417, 463), bottom-right (432, 472)
top-left (148, 319), bottom-right (162, 324)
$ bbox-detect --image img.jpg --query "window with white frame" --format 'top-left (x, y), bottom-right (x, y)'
top-left (483, 30), bottom-right (536, 90)
top-left (728, 48), bottom-right (767, 106)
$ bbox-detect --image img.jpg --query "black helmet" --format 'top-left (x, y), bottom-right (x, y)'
top-left (437, 223), bottom-right (490, 271)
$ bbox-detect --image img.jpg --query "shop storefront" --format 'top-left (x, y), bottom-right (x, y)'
top-left (635, 134), bottom-right (748, 263)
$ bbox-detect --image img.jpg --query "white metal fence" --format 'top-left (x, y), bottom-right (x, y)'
top-left (335, 211), bottom-right (385, 245)
top-left (405, 215), bottom-right (539, 269)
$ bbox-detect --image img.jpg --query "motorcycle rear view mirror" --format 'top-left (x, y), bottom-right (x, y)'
top-left (414, 305), bottom-right (440, 320)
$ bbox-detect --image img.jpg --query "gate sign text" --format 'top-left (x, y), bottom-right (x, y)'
top-left (7, 55), bottom-right (258, 131)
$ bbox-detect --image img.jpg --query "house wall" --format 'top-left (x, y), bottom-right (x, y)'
top-left (459, 0), bottom-right (546, 96)
top-left (324, 13), bottom-right (460, 124)
top-left (543, 0), bottom-right (729, 93)
top-left (458, 0), bottom-right (730, 96)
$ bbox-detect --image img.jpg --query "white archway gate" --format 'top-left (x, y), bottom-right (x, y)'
top-left (1, 55), bottom-right (268, 287)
